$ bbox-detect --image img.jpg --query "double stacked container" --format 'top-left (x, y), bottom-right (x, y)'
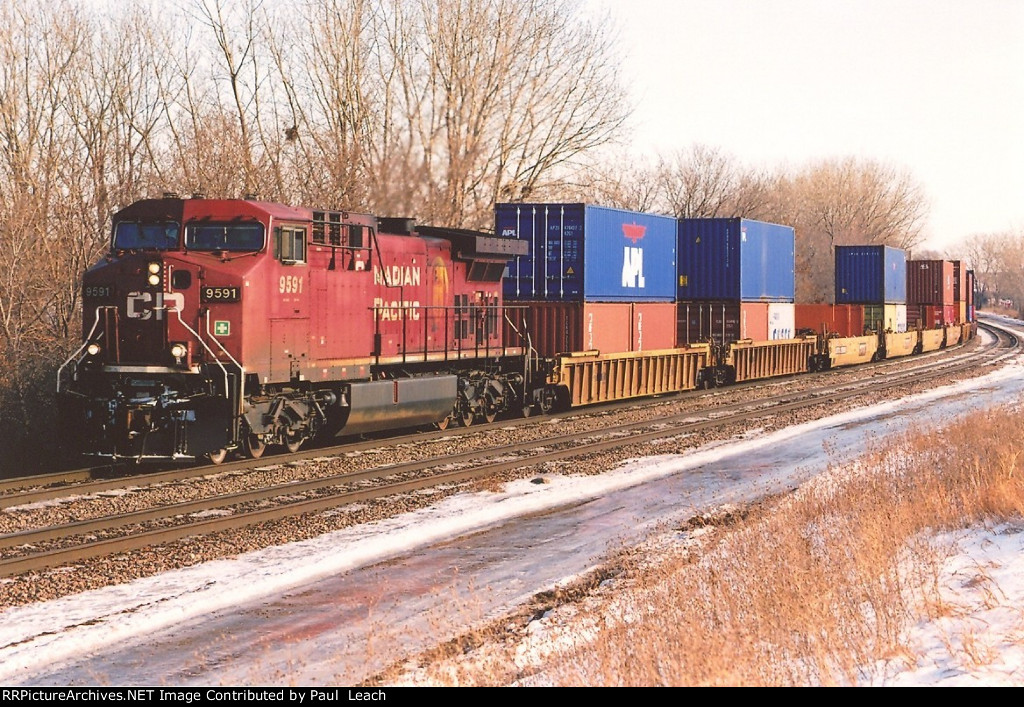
top-left (497, 203), bottom-right (678, 357)
top-left (906, 259), bottom-right (955, 329)
top-left (951, 261), bottom-right (976, 324)
top-left (676, 218), bottom-right (796, 345)
top-left (833, 245), bottom-right (908, 333)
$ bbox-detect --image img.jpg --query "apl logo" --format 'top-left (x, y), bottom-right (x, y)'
top-left (621, 223), bottom-right (646, 288)
top-left (127, 291), bottom-right (184, 320)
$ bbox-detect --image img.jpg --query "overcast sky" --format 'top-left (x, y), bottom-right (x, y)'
top-left (589, 0), bottom-right (1024, 253)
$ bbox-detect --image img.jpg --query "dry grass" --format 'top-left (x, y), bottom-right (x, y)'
top-left (381, 402), bottom-right (1024, 686)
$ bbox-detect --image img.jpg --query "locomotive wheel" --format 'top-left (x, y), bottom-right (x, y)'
top-left (484, 408), bottom-right (497, 424)
top-left (521, 404), bottom-right (534, 418)
top-left (244, 434), bottom-right (266, 459)
top-left (208, 448), bottom-right (228, 465)
top-left (285, 435), bottom-right (304, 453)
top-left (460, 409), bottom-right (475, 427)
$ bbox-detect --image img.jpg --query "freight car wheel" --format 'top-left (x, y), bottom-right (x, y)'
top-left (484, 409), bottom-right (498, 424)
top-left (208, 448), bottom-right (228, 465)
top-left (435, 415), bottom-right (453, 431)
top-left (538, 389), bottom-right (557, 414)
top-left (244, 434), bottom-right (266, 459)
top-left (460, 409), bottom-right (475, 427)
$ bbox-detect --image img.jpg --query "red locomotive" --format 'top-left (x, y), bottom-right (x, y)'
top-left (57, 195), bottom-right (530, 463)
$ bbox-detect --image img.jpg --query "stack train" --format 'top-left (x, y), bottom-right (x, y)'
top-left (56, 196), bottom-right (977, 464)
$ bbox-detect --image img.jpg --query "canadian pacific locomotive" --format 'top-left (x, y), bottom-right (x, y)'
top-left (57, 195), bottom-right (977, 464)
top-left (57, 196), bottom-right (542, 463)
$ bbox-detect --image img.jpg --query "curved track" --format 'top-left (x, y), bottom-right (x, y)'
top-left (0, 322), bottom-right (1012, 580)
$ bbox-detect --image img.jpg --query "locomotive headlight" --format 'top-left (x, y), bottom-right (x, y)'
top-left (86, 343), bottom-right (101, 356)
top-left (147, 261), bottom-right (162, 287)
top-left (169, 342), bottom-right (187, 360)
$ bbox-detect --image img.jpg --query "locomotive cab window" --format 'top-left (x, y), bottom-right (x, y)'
top-left (114, 221), bottom-right (180, 250)
top-left (275, 226), bottom-right (307, 264)
top-left (185, 223), bottom-right (264, 252)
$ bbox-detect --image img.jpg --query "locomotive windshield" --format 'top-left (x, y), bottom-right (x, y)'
top-left (185, 223), bottom-right (265, 252)
top-left (113, 221), bottom-right (180, 250)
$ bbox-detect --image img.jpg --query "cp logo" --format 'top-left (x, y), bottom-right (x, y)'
top-left (126, 291), bottom-right (184, 320)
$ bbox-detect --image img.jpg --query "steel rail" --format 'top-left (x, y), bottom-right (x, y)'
top-left (0, 321), bottom-right (1012, 579)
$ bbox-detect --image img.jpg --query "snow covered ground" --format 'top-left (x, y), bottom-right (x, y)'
top-left (2, 318), bottom-right (1024, 686)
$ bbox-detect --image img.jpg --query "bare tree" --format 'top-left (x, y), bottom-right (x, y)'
top-left (650, 144), bottom-right (785, 223)
top-left (268, 0), bottom-right (376, 208)
top-left (557, 154), bottom-right (663, 213)
top-left (193, 0), bottom-right (263, 195)
top-left (786, 157), bottom-right (928, 248)
top-left (369, 0), bottom-right (629, 227)
top-left (0, 0), bottom-right (91, 467)
top-left (961, 230), bottom-right (1024, 310)
top-left (656, 144), bottom-right (740, 218)
top-left (777, 157), bottom-right (929, 302)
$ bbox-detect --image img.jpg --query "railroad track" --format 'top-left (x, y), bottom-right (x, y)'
top-left (0, 321), bottom-right (1014, 580)
top-left (0, 323), bottom-right (997, 499)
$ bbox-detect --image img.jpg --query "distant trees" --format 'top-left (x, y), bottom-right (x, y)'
top-left (956, 230), bottom-right (1024, 312)
top-left (580, 148), bottom-right (930, 303)
top-left (779, 157), bottom-right (929, 302)
top-left (356, 0), bottom-right (630, 227)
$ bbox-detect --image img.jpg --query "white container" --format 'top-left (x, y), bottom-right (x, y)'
top-left (767, 302), bottom-right (796, 340)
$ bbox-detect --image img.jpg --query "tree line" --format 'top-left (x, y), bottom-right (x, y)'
top-left (0, 0), bottom-right (1013, 472)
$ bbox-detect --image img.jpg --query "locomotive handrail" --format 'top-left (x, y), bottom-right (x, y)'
top-left (206, 310), bottom-right (245, 410)
top-left (56, 305), bottom-right (113, 393)
top-left (371, 303), bottom-right (508, 365)
top-left (173, 307), bottom-right (232, 399)
top-left (503, 310), bottom-right (538, 394)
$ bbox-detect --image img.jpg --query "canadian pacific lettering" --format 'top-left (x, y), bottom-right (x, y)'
top-left (374, 264), bottom-right (421, 287)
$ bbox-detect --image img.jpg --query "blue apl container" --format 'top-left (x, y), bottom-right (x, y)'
top-left (835, 245), bottom-right (907, 304)
top-left (676, 218), bottom-right (796, 302)
top-left (496, 203), bottom-right (676, 302)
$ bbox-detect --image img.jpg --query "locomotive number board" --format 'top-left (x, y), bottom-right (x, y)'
top-left (201, 286), bottom-right (241, 302)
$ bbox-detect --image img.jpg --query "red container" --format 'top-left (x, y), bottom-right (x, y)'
top-left (794, 303), bottom-right (865, 338)
top-left (906, 260), bottom-right (954, 305)
top-left (632, 302), bottom-right (678, 351)
top-left (946, 304), bottom-right (959, 325)
top-left (676, 301), bottom-right (769, 346)
top-left (504, 301), bottom-right (675, 357)
top-left (740, 302), bottom-right (769, 341)
top-left (907, 304), bottom-right (958, 329)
